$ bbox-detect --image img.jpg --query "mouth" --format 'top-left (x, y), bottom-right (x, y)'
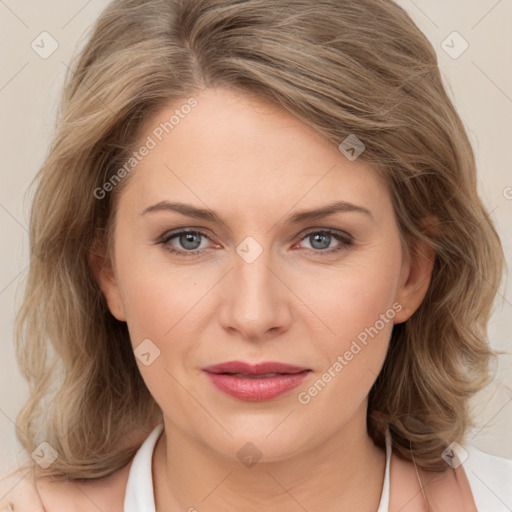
top-left (215, 372), bottom-right (303, 379)
top-left (202, 361), bottom-right (311, 376)
top-left (202, 361), bottom-right (312, 401)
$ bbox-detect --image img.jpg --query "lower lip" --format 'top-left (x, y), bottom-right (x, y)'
top-left (204, 371), bottom-right (311, 401)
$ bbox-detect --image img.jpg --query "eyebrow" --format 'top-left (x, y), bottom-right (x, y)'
top-left (141, 200), bottom-right (373, 225)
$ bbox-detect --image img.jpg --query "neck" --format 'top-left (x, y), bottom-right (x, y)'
top-left (153, 403), bottom-right (386, 512)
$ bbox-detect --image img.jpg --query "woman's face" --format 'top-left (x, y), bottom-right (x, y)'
top-left (96, 87), bottom-right (433, 461)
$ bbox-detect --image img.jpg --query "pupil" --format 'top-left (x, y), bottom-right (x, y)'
top-left (311, 233), bottom-right (330, 250)
top-left (181, 232), bottom-right (201, 250)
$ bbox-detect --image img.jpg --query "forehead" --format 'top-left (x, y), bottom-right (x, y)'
top-left (120, 87), bottom-right (391, 219)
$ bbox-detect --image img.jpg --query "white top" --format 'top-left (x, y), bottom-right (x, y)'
top-left (124, 423), bottom-right (512, 512)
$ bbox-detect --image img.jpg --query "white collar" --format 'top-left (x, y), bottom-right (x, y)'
top-left (124, 422), bottom-right (163, 512)
top-left (123, 423), bottom-right (392, 512)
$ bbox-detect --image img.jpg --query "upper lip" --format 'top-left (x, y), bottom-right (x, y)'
top-left (202, 361), bottom-right (310, 375)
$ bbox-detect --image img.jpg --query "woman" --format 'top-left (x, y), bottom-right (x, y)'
top-left (1, 0), bottom-right (511, 510)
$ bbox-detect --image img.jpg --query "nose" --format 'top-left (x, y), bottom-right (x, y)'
top-left (218, 248), bottom-right (293, 342)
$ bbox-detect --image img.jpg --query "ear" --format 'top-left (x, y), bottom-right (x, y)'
top-left (89, 232), bottom-right (127, 322)
top-left (393, 217), bottom-right (437, 324)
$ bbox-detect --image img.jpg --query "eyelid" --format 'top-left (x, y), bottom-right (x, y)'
top-left (160, 226), bottom-right (215, 241)
top-left (297, 226), bottom-right (353, 242)
top-left (160, 228), bottom-right (216, 247)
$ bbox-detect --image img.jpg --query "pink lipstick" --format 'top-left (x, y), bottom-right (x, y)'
top-left (202, 361), bottom-right (311, 401)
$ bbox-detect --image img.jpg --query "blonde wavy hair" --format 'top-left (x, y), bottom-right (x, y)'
top-left (12, 0), bottom-right (504, 481)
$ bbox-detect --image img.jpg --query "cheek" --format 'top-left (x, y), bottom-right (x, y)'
top-left (296, 245), bottom-right (402, 393)
top-left (294, 268), bottom-right (399, 424)
top-left (123, 275), bottom-right (199, 335)
top-left (298, 247), bottom-right (401, 346)
top-left (330, 269), bottom-right (399, 346)
top-left (113, 232), bottom-right (208, 345)
top-left (115, 262), bottom-right (207, 416)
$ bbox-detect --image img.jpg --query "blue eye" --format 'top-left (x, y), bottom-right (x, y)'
top-left (159, 228), bottom-right (352, 258)
top-left (297, 230), bottom-right (352, 254)
top-left (161, 230), bottom-right (211, 257)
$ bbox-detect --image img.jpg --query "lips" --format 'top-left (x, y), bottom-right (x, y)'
top-left (202, 361), bottom-right (310, 376)
top-left (202, 361), bottom-right (312, 401)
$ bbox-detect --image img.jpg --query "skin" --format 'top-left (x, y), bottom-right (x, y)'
top-left (0, 87), bottom-right (477, 511)
top-left (104, 86), bottom-right (416, 510)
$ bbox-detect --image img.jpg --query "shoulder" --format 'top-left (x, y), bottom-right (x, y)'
top-left (0, 468), bottom-right (44, 511)
top-left (463, 444), bottom-right (512, 511)
top-left (389, 452), bottom-right (478, 511)
top-left (0, 462), bottom-right (132, 512)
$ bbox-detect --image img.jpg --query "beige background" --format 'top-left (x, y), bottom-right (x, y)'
top-left (0, 0), bottom-right (511, 475)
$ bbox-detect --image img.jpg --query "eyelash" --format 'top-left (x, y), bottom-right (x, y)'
top-left (159, 228), bottom-right (353, 258)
